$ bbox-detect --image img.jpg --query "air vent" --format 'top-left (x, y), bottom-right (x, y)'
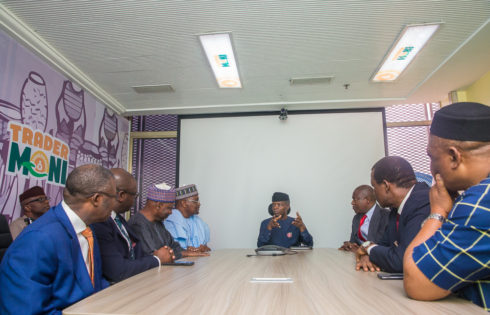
top-left (132, 84), bottom-right (174, 93)
top-left (289, 76), bottom-right (334, 85)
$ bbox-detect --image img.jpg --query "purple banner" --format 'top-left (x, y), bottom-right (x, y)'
top-left (0, 29), bottom-right (129, 222)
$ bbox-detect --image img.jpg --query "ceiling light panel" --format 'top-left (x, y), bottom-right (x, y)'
top-left (372, 23), bottom-right (441, 82)
top-left (199, 33), bottom-right (242, 88)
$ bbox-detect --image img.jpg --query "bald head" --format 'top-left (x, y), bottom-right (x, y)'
top-left (351, 185), bottom-right (376, 214)
top-left (111, 168), bottom-right (136, 192)
top-left (63, 164), bottom-right (116, 225)
top-left (110, 168), bottom-right (138, 214)
top-left (354, 185), bottom-right (376, 203)
top-left (64, 164), bottom-right (114, 200)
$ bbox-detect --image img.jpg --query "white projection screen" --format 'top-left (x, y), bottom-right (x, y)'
top-left (178, 110), bottom-right (386, 249)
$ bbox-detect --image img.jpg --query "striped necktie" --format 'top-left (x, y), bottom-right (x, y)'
top-left (81, 227), bottom-right (95, 287)
top-left (114, 215), bottom-right (135, 260)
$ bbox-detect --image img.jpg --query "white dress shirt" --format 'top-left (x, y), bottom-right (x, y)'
top-left (61, 200), bottom-right (90, 274)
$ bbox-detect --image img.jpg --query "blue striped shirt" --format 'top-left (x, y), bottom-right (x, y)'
top-left (413, 175), bottom-right (490, 311)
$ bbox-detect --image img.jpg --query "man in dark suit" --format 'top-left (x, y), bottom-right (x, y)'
top-left (355, 156), bottom-right (430, 273)
top-left (91, 168), bottom-right (174, 283)
top-left (339, 185), bottom-right (389, 252)
top-left (0, 164), bottom-right (114, 314)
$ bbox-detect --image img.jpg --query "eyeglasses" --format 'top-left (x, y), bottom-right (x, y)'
top-left (118, 190), bottom-right (141, 198)
top-left (94, 191), bottom-right (117, 199)
top-left (187, 199), bottom-right (200, 204)
top-left (25, 196), bottom-right (50, 204)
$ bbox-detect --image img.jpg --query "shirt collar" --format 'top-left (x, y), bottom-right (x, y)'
top-left (111, 211), bottom-right (117, 219)
top-left (61, 200), bottom-right (87, 234)
top-left (364, 203), bottom-right (376, 220)
top-left (397, 185), bottom-right (415, 215)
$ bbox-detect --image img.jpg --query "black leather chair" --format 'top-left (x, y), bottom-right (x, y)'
top-left (0, 214), bottom-right (13, 263)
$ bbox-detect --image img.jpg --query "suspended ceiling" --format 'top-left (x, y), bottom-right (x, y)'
top-left (0, 0), bottom-right (489, 116)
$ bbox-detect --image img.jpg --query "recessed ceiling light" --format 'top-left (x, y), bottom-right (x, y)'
top-left (372, 23), bottom-right (441, 82)
top-left (198, 32), bottom-right (242, 88)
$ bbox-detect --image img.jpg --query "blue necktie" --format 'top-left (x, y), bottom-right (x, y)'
top-left (114, 216), bottom-right (135, 260)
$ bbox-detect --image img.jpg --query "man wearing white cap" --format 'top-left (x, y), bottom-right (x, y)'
top-left (164, 184), bottom-right (211, 252)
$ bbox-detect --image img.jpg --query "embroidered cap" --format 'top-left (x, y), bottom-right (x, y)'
top-left (175, 184), bottom-right (198, 200)
top-left (430, 102), bottom-right (490, 141)
top-left (19, 186), bottom-right (46, 203)
top-left (147, 183), bottom-right (176, 203)
top-left (272, 192), bottom-right (289, 202)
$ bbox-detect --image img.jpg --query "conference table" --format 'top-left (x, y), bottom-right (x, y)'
top-left (63, 249), bottom-right (484, 314)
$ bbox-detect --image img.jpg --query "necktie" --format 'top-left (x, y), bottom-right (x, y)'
top-left (358, 214), bottom-right (367, 242)
top-left (81, 227), bottom-right (95, 287)
top-left (114, 216), bottom-right (135, 260)
top-left (396, 213), bottom-right (400, 232)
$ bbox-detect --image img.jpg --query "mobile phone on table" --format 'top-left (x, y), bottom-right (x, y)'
top-left (162, 261), bottom-right (194, 266)
top-left (377, 272), bottom-right (403, 280)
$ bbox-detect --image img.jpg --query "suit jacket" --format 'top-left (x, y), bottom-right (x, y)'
top-left (370, 182), bottom-right (431, 273)
top-left (0, 214), bottom-right (13, 263)
top-left (0, 203), bottom-right (108, 315)
top-left (91, 213), bottom-right (159, 283)
top-left (349, 205), bottom-right (390, 245)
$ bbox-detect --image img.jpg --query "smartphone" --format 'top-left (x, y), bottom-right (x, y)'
top-left (377, 272), bottom-right (403, 280)
top-left (162, 261), bottom-right (195, 266)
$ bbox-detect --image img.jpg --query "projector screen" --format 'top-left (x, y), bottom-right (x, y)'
top-left (178, 110), bottom-right (386, 249)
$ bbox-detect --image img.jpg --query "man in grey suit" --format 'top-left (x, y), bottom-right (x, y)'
top-left (339, 185), bottom-right (389, 252)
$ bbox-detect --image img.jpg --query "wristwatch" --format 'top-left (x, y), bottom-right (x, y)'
top-left (421, 213), bottom-right (445, 228)
top-left (361, 241), bottom-right (372, 249)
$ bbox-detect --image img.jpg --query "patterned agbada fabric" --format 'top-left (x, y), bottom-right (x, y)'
top-left (412, 175), bottom-right (490, 311)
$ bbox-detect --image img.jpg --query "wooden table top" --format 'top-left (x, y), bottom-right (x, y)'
top-left (63, 248), bottom-right (485, 315)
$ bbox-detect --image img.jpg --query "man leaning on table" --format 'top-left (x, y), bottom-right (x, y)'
top-left (355, 156), bottom-right (430, 273)
top-left (92, 168), bottom-right (174, 283)
top-left (339, 185), bottom-right (389, 252)
top-left (403, 102), bottom-right (490, 311)
top-left (129, 183), bottom-right (208, 260)
top-left (0, 164), bottom-right (113, 314)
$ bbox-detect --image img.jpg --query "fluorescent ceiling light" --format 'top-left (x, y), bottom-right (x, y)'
top-left (372, 23), bottom-right (441, 82)
top-left (199, 33), bottom-right (242, 88)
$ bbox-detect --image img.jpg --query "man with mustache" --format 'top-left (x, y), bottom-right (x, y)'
top-left (9, 186), bottom-right (51, 240)
top-left (257, 192), bottom-right (313, 248)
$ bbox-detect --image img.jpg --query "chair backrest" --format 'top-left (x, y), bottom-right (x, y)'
top-left (415, 172), bottom-right (433, 187)
top-left (0, 215), bottom-right (13, 263)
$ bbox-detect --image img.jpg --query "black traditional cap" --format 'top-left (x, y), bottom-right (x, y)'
top-left (272, 192), bottom-right (289, 202)
top-left (19, 186), bottom-right (46, 203)
top-left (430, 102), bottom-right (490, 141)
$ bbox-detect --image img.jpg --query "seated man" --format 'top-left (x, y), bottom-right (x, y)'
top-left (404, 102), bottom-right (490, 310)
top-left (257, 192), bottom-right (313, 248)
top-left (9, 186), bottom-right (51, 240)
top-left (355, 156), bottom-right (430, 273)
top-left (128, 183), bottom-right (208, 260)
top-left (339, 185), bottom-right (389, 252)
top-left (164, 184), bottom-right (210, 252)
top-left (92, 169), bottom-right (174, 283)
top-left (0, 164), bottom-right (112, 314)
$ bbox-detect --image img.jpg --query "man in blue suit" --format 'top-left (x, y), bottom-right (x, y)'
top-left (355, 156), bottom-right (430, 273)
top-left (92, 168), bottom-right (174, 283)
top-left (0, 164), bottom-right (115, 314)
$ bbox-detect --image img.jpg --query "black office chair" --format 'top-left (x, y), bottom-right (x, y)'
top-left (0, 214), bottom-right (13, 263)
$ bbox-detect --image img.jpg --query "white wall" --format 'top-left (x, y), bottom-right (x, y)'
top-left (179, 111), bottom-right (386, 249)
